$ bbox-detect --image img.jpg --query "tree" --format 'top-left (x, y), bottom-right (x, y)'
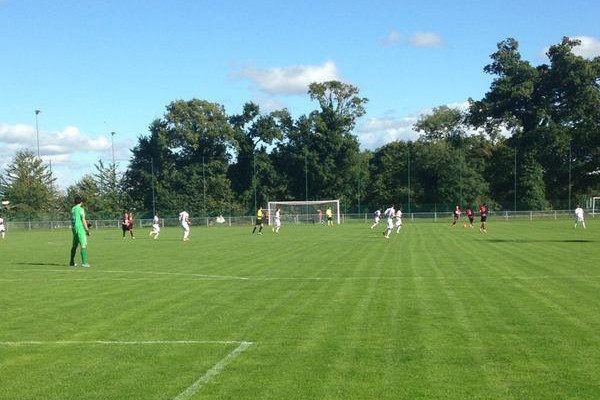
top-left (0, 151), bottom-right (56, 218)
top-left (94, 160), bottom-right (123, 216)
top-left (124, 99), bottom-right (239, 216)
top-left (273, 81), bottom-right (369, 208)
top-left (228, 102), bottom-right (288, 212)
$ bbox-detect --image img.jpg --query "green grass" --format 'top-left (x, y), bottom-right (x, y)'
top-left (1, 220), bottom-right (599, 399)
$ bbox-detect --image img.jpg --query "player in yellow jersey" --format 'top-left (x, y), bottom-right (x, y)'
top-left (252, 207), bottom-right (264, 234)
top-left (326, 207), bottom-right (333, 226)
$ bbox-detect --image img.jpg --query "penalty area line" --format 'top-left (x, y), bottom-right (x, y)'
top-left (173, 341), bottom-right (253, 400)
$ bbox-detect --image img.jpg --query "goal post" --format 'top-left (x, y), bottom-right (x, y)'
top-left (591, 197), bottom-right (600, 217)
top-left (267, 200), bottom-right (341, 225)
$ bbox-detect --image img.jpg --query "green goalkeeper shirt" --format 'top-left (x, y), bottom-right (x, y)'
top-left (71, 204), bottom-right (86, 233)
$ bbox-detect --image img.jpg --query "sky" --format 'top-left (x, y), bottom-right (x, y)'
top-left (1, 0), bottom-right (599, 188)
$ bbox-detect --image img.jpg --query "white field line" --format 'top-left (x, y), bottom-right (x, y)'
top-left (0, 340), bottom-right (247, 346)
top-left (0, 339), bottom-right (254, 399)
top-left (3, 270), bottom-right (600, 282)
top-left (8, 269), bottom-right (249, 280)
top-left (173, 341), bottom-right (253, 400)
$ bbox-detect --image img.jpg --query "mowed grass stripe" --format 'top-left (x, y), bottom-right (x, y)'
top-left (1, 222), bottom-right (599, 399)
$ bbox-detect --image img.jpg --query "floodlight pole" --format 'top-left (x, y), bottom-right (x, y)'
top-left (304, 151), bottom-right (308, 202)
top-left (202, 155), bottom-right (206, 217)
top-left (110, 132), bottom-right (116, 165)
top-left (35, 109), bottom-right (41, 157)
top-left (568, 142), bottom-right (572, 211)
top-left (407, 142), bottom-right (411, 213)
top-left (151, 157), bottom-right (156, 216)
top-left (514, 148), bottom-right (517, 211)
top-left (253, 152), bottom-right (257, 212)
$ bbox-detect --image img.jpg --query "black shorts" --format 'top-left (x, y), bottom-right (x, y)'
top-left (327, 216), bottom-right (332, 221)
top-left (255, 218), bottom-right (263, 226)
top-left (468, 216), bottom-right (474, 223)
top-left (480, 216), bottom-right (487, 222)
top-left (122, 224), bottom-right (130, 232)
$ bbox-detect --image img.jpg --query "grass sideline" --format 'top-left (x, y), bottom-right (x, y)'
top-left (0, 220), bottom-right (599, 399)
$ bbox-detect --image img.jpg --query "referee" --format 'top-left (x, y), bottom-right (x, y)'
top-left (252, 207), bottom-right (264, 235)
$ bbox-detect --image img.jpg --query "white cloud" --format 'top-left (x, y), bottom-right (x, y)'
top-left (541, 36), bottom-right (600, 59)
top-left (408, 32), bottom-right (444, 48)
top-left (382, 30), bottom-right (401, 46)
top-left (356, 101), bottom-right (472, 149)
top-left (236, 61), bottom-right (341, 95)
top-left (357, 114), bottom-right (421, 149)
top-left (0, 123), bottom-right (112, 157)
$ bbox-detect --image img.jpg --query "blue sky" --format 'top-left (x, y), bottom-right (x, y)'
top-left (1, 0), bottom-right (599, 187)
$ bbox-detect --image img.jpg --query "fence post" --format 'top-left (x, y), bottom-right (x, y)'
top-left (434, 212), bottom-right (437, 223)
top-left (529, 211), bottom-right (533, 221)
top-left (554, 210), bottom-right (557, 220)
top-left (229, 217), bottom-right (232, 227)
top-left (505, 211), bottom-right (508, 220)
top-left (206, 217), bottom-right (209, 227)
top-left (411, 213), bottom-right (414, 222)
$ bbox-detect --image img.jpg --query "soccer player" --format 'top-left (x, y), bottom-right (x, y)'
top-left (479, 203), bottom-right (488, 233)
top-left (395, 208), bottom-right (403, 233)
top-left (179, 210), bottom-right (190, 241)
top-left (252, 207), bottom-right (264, 234)
top-left (465, 206), bottom-right (474, 228)
top-left (317, 209), bottom-right (323, 224)
top-left (370, 209), bottom-right (381, 229)
top-left (149, 214), bottom-right (160, 239)
top-left (69, 196), bottom-right (91, 267)
top-left (574, 205), bottom-right (586, 229)
top-left (451, 205), bottom-right (462, 227)
top-left (121, 212), bottom-right (131, 239)
top-left (326, 207), bottom-right (333, 226)
top-left (0, 215), bottom-right (5, 239)
top-left (383, 205), bottom-right (395, 238)
top-left (128, 212), bottom-right (136, 239)
top-left (273, 208), bottom-right (282, 233)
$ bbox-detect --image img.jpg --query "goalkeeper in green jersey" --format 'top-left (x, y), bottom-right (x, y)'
top-left (69, 196), bottom-right (91, 267)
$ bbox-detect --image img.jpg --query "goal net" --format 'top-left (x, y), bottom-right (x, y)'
top-left (267, 200), bottom-right (341, 225)
top-left (590, 197), bottom-right (600, 217)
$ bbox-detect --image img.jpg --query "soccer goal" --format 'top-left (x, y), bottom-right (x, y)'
top-left (267, 200), bottom-right (341, 225)
top-left (590, 197), bottom-right (600, 217)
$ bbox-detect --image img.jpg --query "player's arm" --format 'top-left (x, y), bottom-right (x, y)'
top-left (82, 211), bottom-right (90, 234)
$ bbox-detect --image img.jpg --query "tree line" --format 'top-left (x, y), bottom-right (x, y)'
top-left (1, 37), bottom-right (599, 220)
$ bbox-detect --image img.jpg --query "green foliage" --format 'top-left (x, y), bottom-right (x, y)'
top-left (0, 151), bottom-right (56, 218)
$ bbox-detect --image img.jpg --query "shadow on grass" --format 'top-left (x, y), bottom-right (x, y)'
top-left (487, 239), bottom-right (595, 243)
top-left (14, 262), bottom-right (65, 266)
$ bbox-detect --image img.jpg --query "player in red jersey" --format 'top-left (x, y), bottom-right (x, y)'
top-left (128, 212), bottom-right (135, 239)
top-left (465, 206), bottom-right (474, 228)
top-left (451, 205), bottom-right (461, 227)
top-left (479, 203), bottom-right (488, 233)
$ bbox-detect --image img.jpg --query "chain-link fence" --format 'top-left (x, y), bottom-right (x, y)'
top-left (2, 209), bottom-right (593, 231)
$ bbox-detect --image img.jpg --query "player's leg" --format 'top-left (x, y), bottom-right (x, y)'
top-left (78, 231), bottom-right (89, 267)
top-left (69, 233), bottom-right (79, 266)
top-left (258, 222), bottom-right (263, 234)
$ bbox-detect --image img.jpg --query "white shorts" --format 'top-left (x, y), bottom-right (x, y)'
top-left (576, 216), bottom-right (584, 223)
top-left (395, 219), bottom-right (402, 227)
top-left (152, 223), bottom-right (160, 232)
top-left (0, 225), bottom-right (5, 232)
top-left (374, 217), bottom-right (380, 224)
top-left (181, 222), bottom-right (190, 232)
top-left (275, 218), bottom-right (281, 227)
top-left (387, 218), bottom-right (394, 230)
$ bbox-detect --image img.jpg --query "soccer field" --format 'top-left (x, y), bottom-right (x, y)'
top-left (1, 220), bottom-right (599, 399)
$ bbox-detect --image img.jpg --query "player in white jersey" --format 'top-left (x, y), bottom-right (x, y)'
top-left (574, 205), bottom-right (586, 229)
top-left (383, 205), bottom-right (395, 239)
top-left (179, 211), bottom-right (190, 241)
top-left (273, 208), bottom-right (282, 233)
top-left (395, 209), bottom-right (403, 233)
top-left (149, 215), bottom-right (160, 239)
top-left (370, 210), bottom-right (381, 229)
top-left (0, 216), bottom-right (5, 239)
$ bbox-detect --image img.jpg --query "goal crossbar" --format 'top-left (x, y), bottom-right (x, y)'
top-left (267, 199), bottom-right (340, 225)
